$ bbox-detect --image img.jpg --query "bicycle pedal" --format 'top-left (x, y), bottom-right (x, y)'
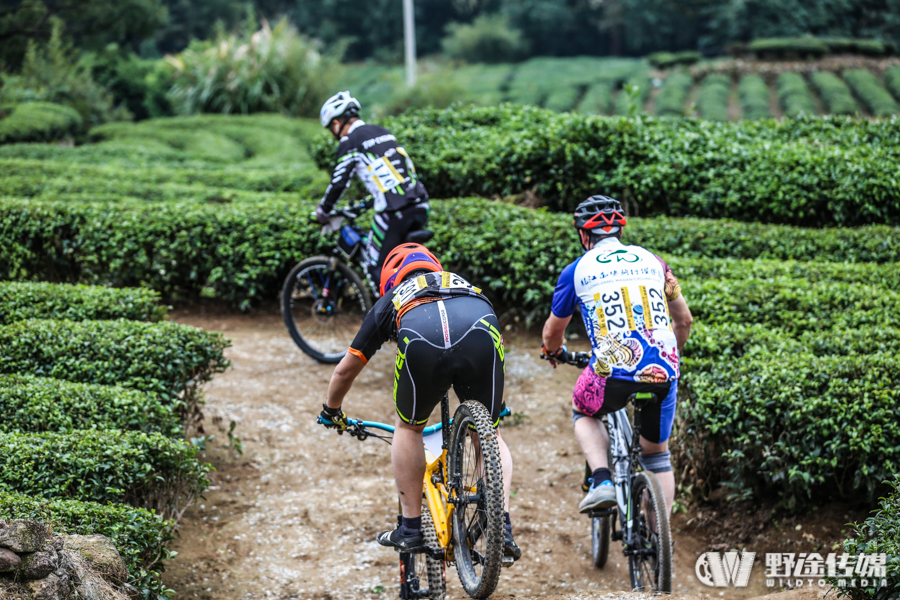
top-left (502, 556), bottom-right (515, 567)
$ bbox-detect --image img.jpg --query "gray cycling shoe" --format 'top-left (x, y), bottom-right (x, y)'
top-left (579, 482), bottom-right (616, 513)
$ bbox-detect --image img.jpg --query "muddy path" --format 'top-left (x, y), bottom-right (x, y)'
top-left (163, 311), bottom-right (850, 600)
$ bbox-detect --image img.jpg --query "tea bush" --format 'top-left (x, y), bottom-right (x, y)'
top-left (777, 72), bottom-right (817, 116)
top-left (679, 353), bottom-right (900, 509)
top-left (886, 65), bottom-right (900, 102)
top-left (844, 69), bottom-right (900, 117)
top-left (654, 72), bottom-right (693, 117)
top-left (311, 105), bottom-right (900, 224)
top-left (811, 72), bottom-right (860, 115)
top-left (668, 257), bottom-right (900, 288)
top-left (0, 281), bottom-right (165, 324)
top-left (748, 37), bottom-right (830, 60)
top-left (0, 491), bottom-right (173, 597)
top-left (3, 198), bottom-right (900, 310)
top-left (832, 477), bottom-right (900, 600)
top-left (0, 102), bottom-right (82, 144)
top-left (0, 430), bottom-right (209, 519)
top-left (737, 75), bottom-right (771, 119)
top-left (0, 374), bottom-right (180, 436)
top-left (697, 74), bottom-right (730, 121)
top-left (0, 319), bottom-right (229, 423)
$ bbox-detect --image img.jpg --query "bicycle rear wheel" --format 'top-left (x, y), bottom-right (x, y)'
top-left (448, 401), bottom-right (504, 599)
top-left (628, 471), bottom-right (673, 592)
top-left (281, 257), bottom-right (372, 364)
top-left (401, 506), bottom-right (446, 599)
top-left (591, 514), bottom-right (610, 568)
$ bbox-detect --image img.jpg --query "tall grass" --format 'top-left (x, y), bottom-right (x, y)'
top-left (166, 17), bottom-right (341, 117)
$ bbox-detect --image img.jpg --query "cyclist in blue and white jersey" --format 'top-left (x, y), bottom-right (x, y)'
top-left (316, 91), bottom-right (430, 289)
top-left (541, 195), bottom-right (693, 515)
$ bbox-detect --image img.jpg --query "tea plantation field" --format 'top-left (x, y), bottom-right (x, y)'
top-left (2, 111), bottom-right (900, 597)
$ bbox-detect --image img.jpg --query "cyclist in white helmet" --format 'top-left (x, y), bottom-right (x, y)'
top-left (316, 91), bottom-right (430, 290)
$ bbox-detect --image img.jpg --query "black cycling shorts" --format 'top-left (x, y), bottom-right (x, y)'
top-left (393, 296), bottom-right (505, 426)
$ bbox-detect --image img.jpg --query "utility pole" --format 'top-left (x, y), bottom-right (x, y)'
top-left (403, 0), bottom-right (417, 87)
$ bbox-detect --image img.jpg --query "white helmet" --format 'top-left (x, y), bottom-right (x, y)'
top-left (319, 91), bottom-right (361, 128)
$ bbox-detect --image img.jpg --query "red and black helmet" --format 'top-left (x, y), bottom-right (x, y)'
top-left (380, 243), bottom-right (443, 296)
top-left (573, 195), bottom-right (626, 234)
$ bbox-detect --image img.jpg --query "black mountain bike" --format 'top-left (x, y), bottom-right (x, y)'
top-left (281, 198), bottom-right (432, 363)
top-left (542, 350), bottom-right (673, 593)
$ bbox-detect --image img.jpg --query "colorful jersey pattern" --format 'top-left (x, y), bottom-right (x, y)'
top-left (551, 238), bottom-right (681, 383)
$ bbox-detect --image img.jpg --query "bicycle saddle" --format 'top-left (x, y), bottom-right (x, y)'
top-left (629, 392), bottom-right (658, 407)
top-left (405, 229), bottom-right (434, 244)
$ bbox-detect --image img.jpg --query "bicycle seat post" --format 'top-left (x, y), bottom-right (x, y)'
top-left (440, 393), bottom-right (450, 451)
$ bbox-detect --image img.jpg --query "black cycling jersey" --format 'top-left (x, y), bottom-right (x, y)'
top-left (347, 272), bottom-right (504, 426)
top-left (321, 121), bottom-right (428, 214)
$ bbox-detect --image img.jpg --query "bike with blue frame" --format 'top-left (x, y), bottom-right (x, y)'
top-left (281, 197), bottom-right (433, 364)
top-left (318, 397), bottom-right (513, 600)
top-left (541, 350), bottom-right (673, 593)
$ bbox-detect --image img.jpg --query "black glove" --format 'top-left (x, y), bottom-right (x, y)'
top-left (320, 404), bottom-right (350, 433)
top-left (541, 343), bottom-right (568, 368)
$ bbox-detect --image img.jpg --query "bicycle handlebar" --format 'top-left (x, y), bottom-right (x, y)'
top-left (317, 406), bottom-right (513, 441)
top-left (541, 349), bottom-right (592, 369)
top-left (309, 196), bottom-right (374, 225)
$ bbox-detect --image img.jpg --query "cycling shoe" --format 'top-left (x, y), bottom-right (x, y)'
top-left (376, 527), bottom-right (428, 553)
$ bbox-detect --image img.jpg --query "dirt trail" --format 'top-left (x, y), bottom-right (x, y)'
top-left (163, 311), bottom-right (841, 600)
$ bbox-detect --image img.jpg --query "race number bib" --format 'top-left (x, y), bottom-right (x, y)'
top-left (367, 156), bottom-right (407, 193)
top-left (391, 272), bottom-right (481, 311)
top-left (592, 284), bottom-right (671, 335)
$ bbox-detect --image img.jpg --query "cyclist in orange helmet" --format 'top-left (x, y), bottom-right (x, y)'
top-left (321, 244), bottom-right (520, 560)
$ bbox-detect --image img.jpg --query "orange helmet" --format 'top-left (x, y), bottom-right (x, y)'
top-left (380, 244), bottom-right (443, 296)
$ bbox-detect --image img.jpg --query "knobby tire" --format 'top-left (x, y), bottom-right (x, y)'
top-left (401, 504), bottom-right (446, 599)
top-left (628, 471), bottom-right (673, 593)
top-left (449, 401), bottom-right (504, 599)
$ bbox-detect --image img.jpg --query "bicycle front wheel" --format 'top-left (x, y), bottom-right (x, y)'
top-left (448, 401), bottom-right (504, 599)
top-left (281, 257), bottom-right (372, 364)
top-left (591, 514), bottom-right (610, 568)
top-left (628, 471), bottom-right (673, 592)
top-left (401, 506), bottom-right (446, 599)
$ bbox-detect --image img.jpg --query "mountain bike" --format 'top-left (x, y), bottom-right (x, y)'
top-left (318, 398), bottom-right (513, 599)
top-left (281, 197), bottom-right (432, 364)
top-left (542, 350), bottom-right (673, 593)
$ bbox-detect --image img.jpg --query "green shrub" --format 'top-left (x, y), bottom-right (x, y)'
top-left (886, 66), bottom-right (900, 103)
top-left (674, 51), bottom-right (702, 66)
top-left (687, 277), bottom-right (900, 333)
top-left (854, 40), bottom-right (889, 57)
top-left (678, 353), bottom-right (900, 509)
top-left (844, 69), bottom-right (900, 117)
top-left (576, 81), bottom-right (615, 115)
top-left (831, 477), bottom-right (900, 600)
top-left (0, 491), bottom-right (173, 597)
top-left (0, 281), bottom-right (165, 324)
top-left (310, 105), bottom-right (900, 225)
top-left (0, 374), bottom-right (180, 436)
top-left (2, 198), bottom-right (900, 311)
top-left (441, 14), bottom-right (528, 64)
top-left (89, 45), bottom-right (174, 120)
top-left (811, 72), bottom-right (860, 115)
top-left (648, 52), bottom-right (677, 69)
top-left (654, 72), bottom-right (693, 116)
top-left (0, 102), bottom-right (82, 144)
top-left (0, 430), bottom-right (209, 519)
top-left (737, 74), bottom-right (771, 119)
top-left (614, 77), bottom-right (651, 116)
top-left (777, 72), bottom-right (817, 116)
top-left (385, 71), bottom-right (466, 114)
top-left (821, 38), bottom-right (890, 57)
top-left (668, 257), bottom-right (900, 288)
top-left (0, 319), bottom-right (229, 423)
top-left (748, 37), bottom-right (830, 60)
top-left (697, 73), bottom-right (731, 121)
top-left (166, 17), bottom-right (340, 117)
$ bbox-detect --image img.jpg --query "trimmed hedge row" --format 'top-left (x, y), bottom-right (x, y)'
top-left (687, 277), bottom-right (900, 333)
top-left (777, 72), bottom-right (817, 116)
top-left (678, 353), bottom-right (900, 509)
top-left (3, 198), bottom-right (900, 311)
top-left (0, 491), bottom-right (173, 597)
top-left (844, 69), bottom-right (900, 117)
top-left (668, 257), bottom-right (900, 288)
top-left (647, 50), bottom-right (702, 69)
top-left (0, 430), bottom-right (209, 520)
top-left (654, 72), bottom-right (693, 117)
top-left (311, 105), bottom-right (900, 225)
top-left (748, 37), bottom-right (830, 59)
top-left (0, 102), bottom-right (82, 144)
top-left (810, 72), bottom-right (859, 115)
top-left (833, 477), bottom-right (900, 600)
top-left (0, 319), bottom-right (229, 424)
top-left (0, 374), bottom-right (180, 436)
top-left (0, 281), bottom-right (165, 325)
top-left (887, 65), bottom-right (900, 103)
top-left (737, 74), bottom-right (771, 120)
top-left (697, 74), bottom-right (731, 122)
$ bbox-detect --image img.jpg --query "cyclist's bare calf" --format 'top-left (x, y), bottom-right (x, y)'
top-left (392, 417), bottom-right (428, 518)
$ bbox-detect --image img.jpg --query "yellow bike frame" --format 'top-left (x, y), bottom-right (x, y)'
top-left (423, 446), bottom-right (454, 560)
